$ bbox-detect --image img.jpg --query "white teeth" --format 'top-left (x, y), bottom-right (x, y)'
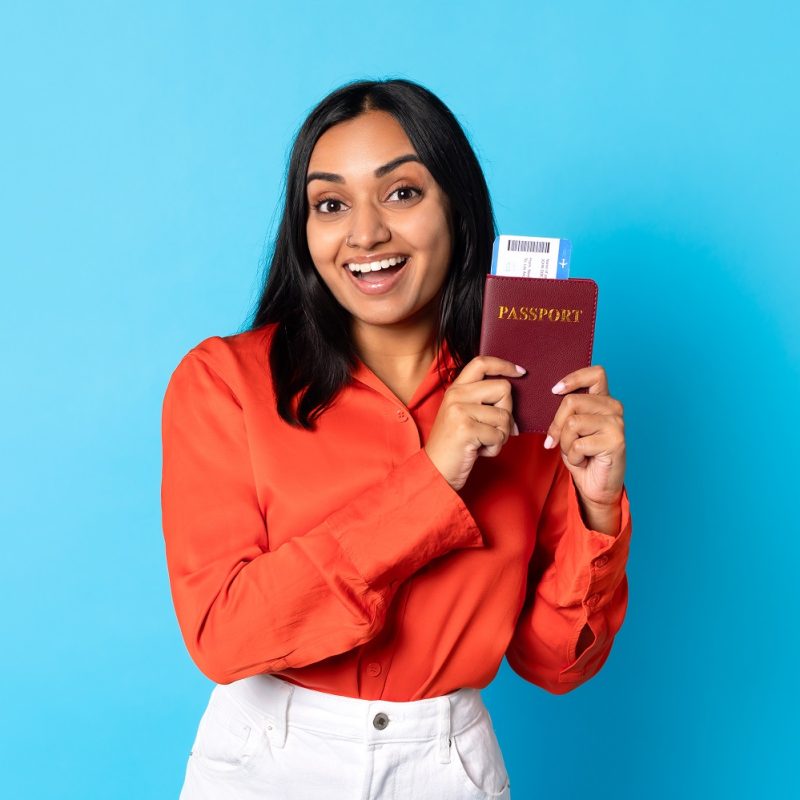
top-left (347, 256), bottom-right (407, 272)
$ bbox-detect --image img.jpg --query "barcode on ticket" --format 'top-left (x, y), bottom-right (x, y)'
top-left (507, 238), bottom-right (551, 254)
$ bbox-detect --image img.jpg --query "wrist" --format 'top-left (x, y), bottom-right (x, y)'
top-left (575, 488), bottom-right (623, 536)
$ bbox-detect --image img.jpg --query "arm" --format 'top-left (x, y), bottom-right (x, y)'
top-left (505, 456), bottom-right (632, 694)
top-left (161, 352), bottom-right (484, 684)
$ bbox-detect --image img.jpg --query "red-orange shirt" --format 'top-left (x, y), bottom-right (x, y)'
top-left (160, 323), bottom-right (632, 700)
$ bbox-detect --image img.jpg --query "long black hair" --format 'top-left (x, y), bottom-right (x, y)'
top-left (246, 77), bottom-right (496, 429)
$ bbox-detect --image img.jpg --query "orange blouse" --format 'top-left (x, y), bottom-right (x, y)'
top-left (160, 323), bottom-right (632, 700)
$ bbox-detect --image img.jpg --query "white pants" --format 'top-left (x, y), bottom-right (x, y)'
top-left (179, 673), bottom-right (511, 799)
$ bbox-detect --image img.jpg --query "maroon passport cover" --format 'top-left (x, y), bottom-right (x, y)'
top-left (478, 274), bottom-right (598, 434)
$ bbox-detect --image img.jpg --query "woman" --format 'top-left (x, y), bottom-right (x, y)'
top-left (161, 78), bottom-right (632, 799)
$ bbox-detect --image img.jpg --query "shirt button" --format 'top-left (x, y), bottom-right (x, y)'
top-left (366, 662), bottom-right (382, 677)
top-left (373, 712), bottom-right (389, 730)
top-left (594, 555), bottom-right (609, 568)
top-left (395, 408), bottom-right (408, 422)
top-left (586, 593), bottom-right (600, 607)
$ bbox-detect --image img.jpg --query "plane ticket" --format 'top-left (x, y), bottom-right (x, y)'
top-left (490, 235), bottom-right (572, 279)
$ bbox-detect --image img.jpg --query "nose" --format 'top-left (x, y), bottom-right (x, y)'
top-left (346, 200), bottom-right (391, 250)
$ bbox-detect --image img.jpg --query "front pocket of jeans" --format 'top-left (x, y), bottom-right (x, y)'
top-left (190, 686), bottom-right (265, 774)
top-left (449, 713), bottom-right (510, 798)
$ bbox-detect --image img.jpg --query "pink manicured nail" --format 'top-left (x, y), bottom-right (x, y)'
top-left (544, 435), bottom-right (554, 448)
top-left (515, 364), bottom-right (527, 374)
top-left (551, 381), bottom-right (566, 393)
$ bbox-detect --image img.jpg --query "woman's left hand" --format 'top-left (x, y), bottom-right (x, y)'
top-left (544, 365), bottom-right (626, 508)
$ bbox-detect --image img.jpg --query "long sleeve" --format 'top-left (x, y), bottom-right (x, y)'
top-left (160, 351), bottom-right (484, 685)
top-left (505, 456), bottom-right (632, 694)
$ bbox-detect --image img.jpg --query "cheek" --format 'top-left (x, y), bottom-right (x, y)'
top-left (400, 206), bottom-right (451, 261)
top-left (306, 220), bottom-right (339, 266)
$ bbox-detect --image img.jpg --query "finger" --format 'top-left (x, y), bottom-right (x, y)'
top-left (448, 378), bottom-right (515, 414)
top-left (561, 430), bottom-right (620, 468)
top-left (472, 417), bottom-right (513, 457)
top-left (544, 394), bottom-right (623, 449)
top-left (454, 404), bottom-right (514, 457)
top-left (461, 402), bottom-right (514, 438)
top-left (557, 414), bottom-right (623, 465)
top-left (453, 355), bottom-right (527, 386)
top-left (551, 364), bottom-right (608, 396)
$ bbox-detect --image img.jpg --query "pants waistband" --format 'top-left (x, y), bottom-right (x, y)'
top-left (218, 673), bottom-right (486, 762)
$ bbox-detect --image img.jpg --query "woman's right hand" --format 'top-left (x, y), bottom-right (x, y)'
top-left (424, 356), bottom-right (526, 492)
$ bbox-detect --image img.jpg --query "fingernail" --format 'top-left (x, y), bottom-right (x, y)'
top-left (515, 364), bottom-right (526, 374)
top-left (511, 421), bottom-right (520, 436)
top-left (544, 435), bottom-right (554, 448)
top-left (551, 381), bottom-right (566, 393)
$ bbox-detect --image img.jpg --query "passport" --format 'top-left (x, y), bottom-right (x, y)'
top-left (478, 274), bottom-right (598, 434)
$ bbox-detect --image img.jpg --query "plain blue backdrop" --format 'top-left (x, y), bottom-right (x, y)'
top-left (1, 1), bottom-right (798, 797)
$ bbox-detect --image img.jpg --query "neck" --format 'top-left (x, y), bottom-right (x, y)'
top-left (350, 307), bottom-right (439, 380)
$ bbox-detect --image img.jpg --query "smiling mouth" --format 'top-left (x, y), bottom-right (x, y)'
top-left (347, 256), bottom-right (409, 282)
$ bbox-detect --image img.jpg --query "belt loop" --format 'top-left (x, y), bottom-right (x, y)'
top-left (265, 677), bottom-right (293, 749)
top-left (438, 695), bottom-right (452, 763)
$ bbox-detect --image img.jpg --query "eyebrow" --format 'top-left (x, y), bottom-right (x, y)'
top-left (306, 154), bottom-right (422, 186)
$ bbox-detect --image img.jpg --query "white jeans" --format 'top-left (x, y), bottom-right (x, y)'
top-left (179, 673), bottom-right (511, 799)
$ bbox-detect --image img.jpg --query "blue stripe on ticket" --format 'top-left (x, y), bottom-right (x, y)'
top-left (556, 239), bottom-right (572, 279)
top-left (490, 235), bottom-right (571, 279)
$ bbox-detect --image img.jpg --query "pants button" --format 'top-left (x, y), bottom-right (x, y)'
top-left (372, 712), bottom-right (389, 730)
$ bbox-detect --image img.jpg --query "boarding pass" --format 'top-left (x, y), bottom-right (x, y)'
top-left (490, 235), bottom-right (572, 279)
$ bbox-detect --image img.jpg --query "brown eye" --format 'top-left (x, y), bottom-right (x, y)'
top-left (313, 197), bottom-right (347, 214)
top-left (388, 185), bottom-right (422, 203)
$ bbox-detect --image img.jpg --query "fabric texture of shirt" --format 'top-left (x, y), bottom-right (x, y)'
top-left (160, 323), bottom-right (632, 701)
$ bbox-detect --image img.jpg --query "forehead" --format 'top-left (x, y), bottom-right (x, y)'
top-left (307, 111), bottom-right (420, 176)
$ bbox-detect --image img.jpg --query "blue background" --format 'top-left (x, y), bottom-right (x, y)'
top-left (2, 1), bottom-right (798, 797)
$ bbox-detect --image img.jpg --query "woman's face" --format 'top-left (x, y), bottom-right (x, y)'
top-left (305, 110), bottom-right (453, 332)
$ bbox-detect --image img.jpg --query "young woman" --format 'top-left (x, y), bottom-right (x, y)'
top-left (161, 78), bottom-right (632, 800)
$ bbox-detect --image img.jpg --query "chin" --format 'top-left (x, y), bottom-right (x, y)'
top-left (350, 309), bottom-right (415, 327)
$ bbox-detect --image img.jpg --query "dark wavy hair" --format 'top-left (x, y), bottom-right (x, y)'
top-left (245, 77), bottom-right (496, 429)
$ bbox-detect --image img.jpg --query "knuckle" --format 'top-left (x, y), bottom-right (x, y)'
top-left (564, 444), bottom-right (576, 461)
top-left (453, 406), bottom-right (472, 433)
top-left (446, 383), bottom-right (463, 399)
top-left (565, 416), bottom-right (579, 430)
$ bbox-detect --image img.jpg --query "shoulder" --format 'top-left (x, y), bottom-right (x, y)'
top-left (183, 323), bottom-right (277, 374)
top-left (166, 323), bottom-right (279, 403)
